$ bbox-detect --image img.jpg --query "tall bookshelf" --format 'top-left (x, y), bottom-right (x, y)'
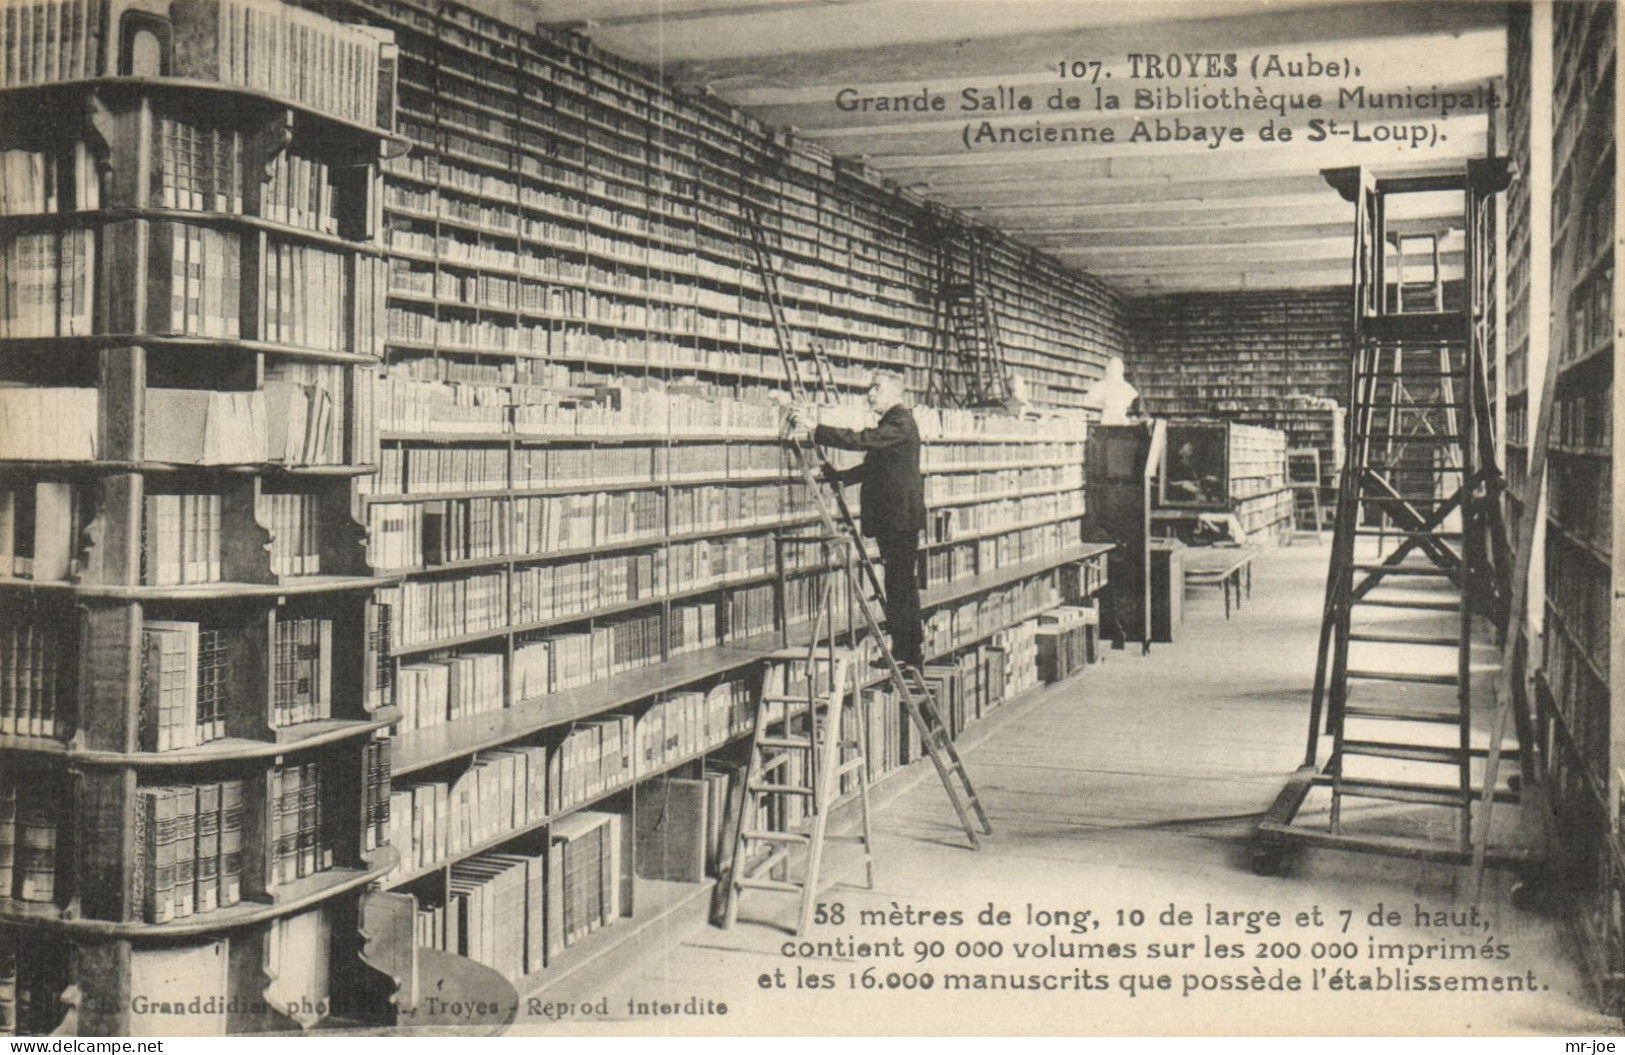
top-left (1124, 289), bottom-right (1351, 512)
top-left (314, 0), bottom-right (1122, 1003)
top-left (1533, 0), bottom-right (1620, 1012)
top-left (0, 0), bottom-right (430, 1036)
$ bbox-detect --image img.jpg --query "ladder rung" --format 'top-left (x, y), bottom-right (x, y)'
top-left (1347, 631), bottom-right (1460, 647)
top-left (758, 736), bottom-right (814, 750)
top-left (1353, 528), bottom-right (1463, 539)
top-left (760, 694), bottom-right (817, 706)
top-left (1334, 777), bottom-right (1468, 809)
top-left (1364, 465), bottom-right (1466, 474)
top-left (1347, 669), bottom-right (1458, 686)
top-left (740, 829), bottom-right (811, 844)
top-left (1340, 740), bottom-right (1465, 764)
top-left (1361, 495), bottom-right (1457, 504)
top-left (1354, 597), bottom-right (1459, 611)
top-left (836, 758), bottom-right (867, 777)
top-left (1359, 371), bottom-right (1464, 380)
top-left (750, 782), bottom-right (815, 796)
top-left (1342, 704), bottom-right (1460, 724)
top-left (736, 876), bottom-right (803, 894)
top-left (1363, 435), bottom-right (1461, 444)
top-left (1352, 563), bottom-right (1456, 576)
top-left (763, 648), bottom-right (849, 663)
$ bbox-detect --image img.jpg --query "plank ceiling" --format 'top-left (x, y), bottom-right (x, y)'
top-left (469, 0), bottom-right (1507, 294)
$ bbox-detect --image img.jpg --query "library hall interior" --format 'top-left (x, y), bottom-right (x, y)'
top-left (0, 0), bottom-right (1620, 1038)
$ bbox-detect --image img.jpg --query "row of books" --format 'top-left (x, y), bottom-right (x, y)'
top-left (133, 779), bottom-right (245, 924)
top-left (257, 491), bottom-right (321, 577)
top-left (931, 492), bottom-right (1085, 542)
top-left (360, 443), bottom-right (787, 494)
top-left (1036, 606), bottom-right (1099, 684)
top-left (367, 497), bottom-right (509, 571)
top-left (390, 745), bottom-right (548, 875)
top-left (0, 0), bottom-right (102, 88)
top-left (265, 240), bottom-right (372, 354)
top-left (1542, 619), bottom-right (1611, 775)
top-left (151, 117), bottom-right (243, 215)
top-left (268, 761), bottom-right (333, 890)
top-left (0, 616), bottom-right (70, 741)
top-left (924, 577), bottom-right (1059, 659)
top-left (144, 492), bottom-right (223, 585)
top-left (368, 484), bottom-right (819, 572)
top-left (0, 481), bottom-right (76, 581)
top-left (0, 144), bottom-right (99, 215)
top-left (1562, 265), bottom-right (1614, 366)
top-left (509, 551), bottom-right (664, 626)
top-left (924, 465), bottom-right (1081, 503)
top-left (141, 619), bottom-right (228, 751)
top-left (1548, 456), bottom-right (1612, 554)
top-left (634, 681), bottom-right (754, 776)
top-left (371, 374), bottom-right (782, 437)
top-left (398, 650), bottom-right (504, 734)
top-left (0, 229), bottom-right (94, 337)
top-left (273, 616), bottom-right (334, 730)
top-left (266, 360), bottom-right (358, 466)
top-left (444, 849), bottom-right (547, 981)
top-left (0, 382), bottom-right (356, 466)
top-left (1545, 543), bottom-right (1612, 673)
top-left (376, 573), bottom-right (508, 651)
top-left (169, 0), bottom-right (396, 130)
top-left (415, 812), bottom-right (621, 978)
top-left (264, 149), bottom-right (342, 235)
top-left (361, 740), bottom-right (393, 855)
top-left (147, 221), bottom-right (240, 338)
top-left (1547, 378), bottom-right (1612, 451)
top-left (0, 771), bottom-right (58, 902)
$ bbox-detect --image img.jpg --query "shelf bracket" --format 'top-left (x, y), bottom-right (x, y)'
top-left (259, 109), bottom-right (295, 182)
top-left (83, 91), bottom-right (116, 174)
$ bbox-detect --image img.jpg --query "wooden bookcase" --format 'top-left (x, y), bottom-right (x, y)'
top-left (1153, 421), bottom-right (1292, 545)
top-left (0, 0), bottom-right (432, 1037)
top-left (0, 0), bottom-right (1127, 1032)
top-left (305, 0), bottom-right (1125, 1004)
top-left (1531, 0), bottom-right (1620, 1013)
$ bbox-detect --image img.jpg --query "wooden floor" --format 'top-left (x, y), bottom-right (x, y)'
top-left (512, 539), bottom-right (1617, 1036)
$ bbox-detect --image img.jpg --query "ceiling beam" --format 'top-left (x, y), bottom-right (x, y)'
top-left (653, 1), bottom-right (1504, 94)
top-left (1049, 240), bottom-right (1465, 268)
top-left (994, 197), bottom-right (1459, 234)
top-left (1104, 261), bottom-right (1462, 293)
top-left (1017, 218), bottom-right (1457, 251)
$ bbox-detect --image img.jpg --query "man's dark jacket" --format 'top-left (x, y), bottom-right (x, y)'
top-left (813, 404), bottom-right (926, 539)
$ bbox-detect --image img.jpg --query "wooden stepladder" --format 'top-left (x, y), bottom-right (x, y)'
top-left (1256, 160), bottom-right (1532, 873)
top-left (721, 636), bottom-right (874, 936)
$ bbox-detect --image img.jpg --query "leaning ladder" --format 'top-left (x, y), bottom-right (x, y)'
top-left (737, 199), bottom-right (992, 849)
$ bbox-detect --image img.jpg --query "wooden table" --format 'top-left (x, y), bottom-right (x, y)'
top-left (1182, 545), bottom-right (1259, 619)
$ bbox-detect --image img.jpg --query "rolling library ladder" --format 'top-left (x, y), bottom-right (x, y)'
top-left (718, 194), bottom-right (992, 933)
top-left (1256, 160), bottom-right (1531, 873)
top-left (922, 207), bottom-right (1014, 409)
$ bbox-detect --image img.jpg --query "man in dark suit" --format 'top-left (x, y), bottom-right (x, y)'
top-left (790, 372), bottom-right (926, 669)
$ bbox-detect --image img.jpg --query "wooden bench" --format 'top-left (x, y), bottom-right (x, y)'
top-left (1182, 546), bottom-right (1259, 619)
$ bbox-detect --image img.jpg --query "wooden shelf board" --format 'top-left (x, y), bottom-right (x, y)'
top-left (392, 634), bottom-right (776, 775)
top-left (0, 850), bottom-right (399, 936)
top-left (65, 710), bottom-right (401, 767)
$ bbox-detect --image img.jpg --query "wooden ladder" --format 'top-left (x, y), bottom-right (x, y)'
top-left (721, 648), bottom-right (874, 935)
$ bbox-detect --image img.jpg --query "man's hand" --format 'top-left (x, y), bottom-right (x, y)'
top-left (819, 462), bottom-right (843, 487)
top-left (785, 404), bottom-right (815, 439)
